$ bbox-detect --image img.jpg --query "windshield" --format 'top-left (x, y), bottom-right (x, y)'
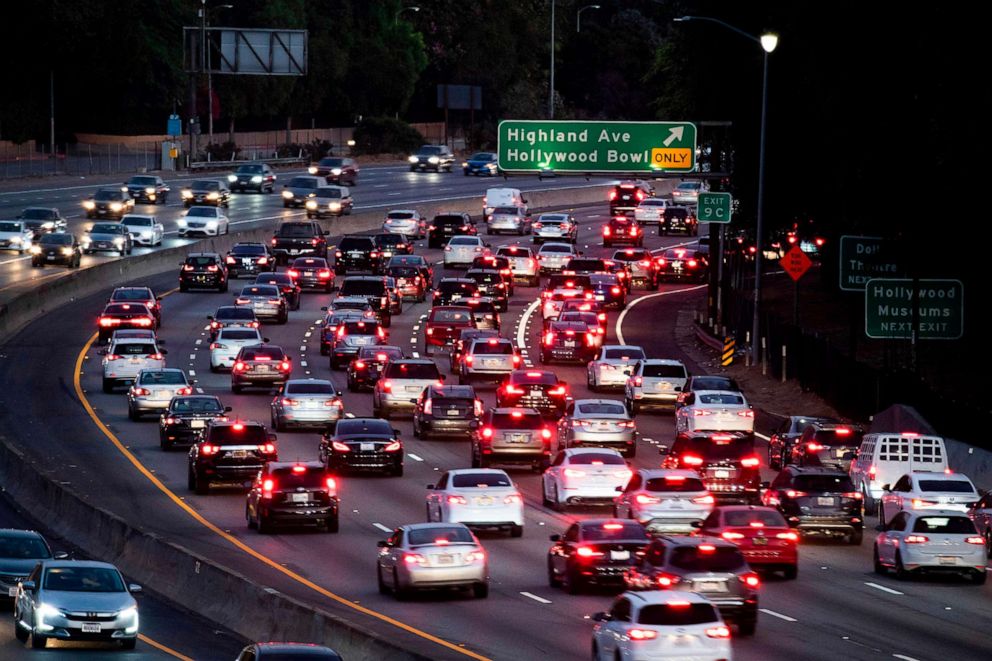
top-left (451, 473), bottom-right (512, 488)
top-left (277, 224), bottom-right (317, 237)
top-left (231, 245), bottom-right (266, 256)
top-left (319, 158), bottom-right (344, 167)
top-left (186, 207), bottom-right (217, 218)
top-left (0, 536), bottom-right (50, 559)
top-left (638, 603), bottom-right (718, 626)
top-left (670, 546), bottom-right (744, 571)
top-left (644, 476), bottom-right (706, 493)
top-left (384, 362), bottom-right (440, 379)
top-left (408, 526), bottom-right (474, 545)
top-left (918, 480), bottom-right (975, 493)
top-left (641, 364), bottom-right (686, 379)
top-left (577, 402), bottom-right (627, 416)
top-left (580, 522), bottom-right (648, 542)
top-left (171, 398), bottom-right (223, 413)
top-left (93, 191), bottom-right (121, 201)
top-left (723, 509), bottom-right (788, 527)
top-left (236, 165), bottom-right (264, 174)
top-left (417, 146), bottom-right (443, 156)
top-left (317, 188), bottom-right (343, 199)
top-left (128, 176), bottom-right (156, 185)
top-left (43, 566), bottom-right (125, 593)
top-left (0, 222), bottom-right (23, 232)
top-left (40, 234), bottom-right (72, 245)
top-left (469, 153), bottom-right (493, 161)
top-left (19, 209), bottom-right (55, 220)
top-left (138, 371), bottom-right (186, 385)
top-left (288, 177), bottom-right (319, 188)
top-left (91, 224), bottom-right (122, 233)
top-left (192, 180), bottom-right (220, 190)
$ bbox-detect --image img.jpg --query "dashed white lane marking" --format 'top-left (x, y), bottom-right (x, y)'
top-left (386, 192), bottom-right (402, 196)
top-left (409, 338), bottom-right (418, 344)
top-left (374, 184), bottom-right (389, 188)
top-left (755, 432), bottom-right (771, 441)
top-left (373, 522), bottom-right (392, 533)
top-left (893, 655), bottom-right (922, 661)
top-left (615, 284), bottom-right (708, 345)
top-left (520, 592), bottom-right (552, 604)
top-left (188, 353), bottom-right (196, 360)
top-left (299, 345), bottom-right (307, 351)
top-left (864, 582), bottom-right (903, 595)
top-left (408, 453), bottom-right (424, 462)
top-left (300, 361), bottom-right (308, 368)
top-left (188, 370), bottom-right (196, 377)
top-left (412, 352), bottom-right (420, 358)
top-left (196, 387), bottom-right (204, 394)
top-left (304, 331), bottom-right (312, 338)
top-left (194, 339), bottom-right (202, 345)
top-left (759, 608), bottom-right (797, 622)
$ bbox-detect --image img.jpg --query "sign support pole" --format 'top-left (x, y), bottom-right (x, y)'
top-left (716, 224), bottom-right (725, 325)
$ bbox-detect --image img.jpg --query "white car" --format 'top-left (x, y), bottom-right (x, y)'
top-left (671, 180), bottom-right (709, 204)
top-left (210, 327), bottom-right (265, 372)
top-left (532, 213), bottom-right (577, 244)
top-left (675, 390), bottom-right (754, 435)
top-left (0, 220), bottom-right (34, 254)
top-left (494, 245), bottom-right (539, 286)
top-left (444, 236), bottom-right (488, 268)
top-left (874, 509), bottom-right (987, 584)
top-left (485, 206), bottom-right (531, 235)
top-left (542, 447), bottom-right (632, 511)
top-left (536, 242), bottom-right (578, 274)
top-left (587, 345), bottom-right (646, 391)
top-left (382, 209), bottom-right (425, 238)
top-left (613, 469), bottom-right (714, 534)
top-left (624, 359), bottom-right (689, 414)
top-left (878, 472), bottom-right (980, 526)
top-left (592, 590), bottom-right (732, 661)
top-left (101, 337), bottom-right (166, 393)
top-left (426, 468), bottom-right (524, 537)
top-left (119, 214), bottom-right (164, 246)
top-left (127, 368), bottom-right (192, 420)
top-left (178, 206), bottom-right (230, 237)
top-left (633, 197), bottom-right (672, 225)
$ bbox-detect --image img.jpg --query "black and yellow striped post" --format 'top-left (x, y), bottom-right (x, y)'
top-left (721, 336), bottom-right (735, 366)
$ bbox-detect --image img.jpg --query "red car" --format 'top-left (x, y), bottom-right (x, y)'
top-left (656, 248), bottom-right (708, 282)
top-left (423, 306), bottom-right (476, 355)
top-left (97, 303), bottom-right (156, 341)
top-left (697, 505), bottom-right (798, 579)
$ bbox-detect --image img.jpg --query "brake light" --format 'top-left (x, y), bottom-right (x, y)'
top-left (544, 331), bottom-right (555, 346)
top-left (182, 264), bottom-right (195, 271)
top-left (131, 387), bottom-right (150, 396)
top-left (99, 317), bottom-right (118, 327)
top-left (384, 440), bottom-right (402, 452)
top-left (705, 625), bottom-right (731, 639)
top-left (737, 409), bottom-right (755, 418)
top-left (693, 409), bottom-right (713, 417)
top-left (481, 426), bottom-right (494, 439)
top-left (381, 380), bottom-right (392, 393)
top-left (233, 362), bottom-right (246, 372)
top-left (287, 269), bottom-right (299, 278)
top-left (176, 387), bottom-right (193, 396)
top-left (280, 361), bottom-right (291, 371)
top-left (474, 400), bottom-right (483, 417)
top-left (403, 552), bottom-right (427, 566)
top-left (776, 532), bottom-right (799, 541)
top-left (200, 444), bottom-right (218, 455)
top-left (633, 376), bottom-right (643, 386)
top-left (260, 443), bottom-right (276, 454)
top-left (270, 238), bottom-right (278, 246)
top-left (742, 572), bottom-right (760, 588)
top-left (504, 384), bottom-right (524, 395)
top-left (423, 398), bottom-right (433, 415)
top-left (807, 442), bottom-right (824, 451)
top-left (740, 456), bottom-right (760, 468)
top-left (682, 455), bottom-right (704, 466)
top-left (226, 256), bottom-right (236, 264)
top-left (835, 427), bottom-right (852, 436)
top-left (281, 398), bottom-right (298, 406)
top-left (257, 257), bottom-right (269, 265)
top-left (575, 546), bottom-right (604, 558)
top-left (966, 536), bottom-right (985, 545)
top-left (608, 190), bottom-right (617, 201)
top-left (635, 494), bottom-right (660, 505)
top-left (447, 495), bottom-right (467, 505)
top-left (905, 535), bottom-right (929, 544)
top-left (504, 493), bottom-right (522, 504)
top-left (261, 478), bottom-right (275, 499)
top-left (564, 468), bottom-right (586, 478)
top-left (911, 498), bottom-right (938, 508)
top-left (721, 531), bottom-right (745, 540)
top-left (692, 494), bottom-right (716, 505)
top-left (512, 354), bottom-right (521, 366)
top-left (331, 441), bottom-right (350, 452)
top-left (842, 492), bottom-right (863, 500)
top-left (655, 572), bottom-right (680, 587)
top-left (784, 490), bottom-right (807, 499)
top-left (627, 628), bottom-right (657, 641)
top-left (548, 386), bottom-right (567, 396)
top-left (868, 465), bottom-right (877, 481)
top-left (602, 226), bottom-right (611, 236)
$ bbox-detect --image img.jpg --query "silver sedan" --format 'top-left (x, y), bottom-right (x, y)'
top-left (127, 368), bottom-right (192, 420)
top-left (444, 236), bottom-right (488, 268)
top-left (376, 523), bottom-right (489, 599)
top-left (557, 398), bottom-right (638, 457)
top-left (270, 378), bottom-right (345, 431)
top-left (587, 345), bottom-right (646, 391)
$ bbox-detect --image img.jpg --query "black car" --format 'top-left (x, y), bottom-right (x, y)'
top-left (662, 432), bottom-right (761, 504)
top-left (159, 395), bottom-right (231, 450)
top-left (255, 272), bottom-right (301, 310)
top-left (433, 277), bottom-right (480, 306)
top-left (465, 268), bottom-right (509, 311)
top-left (588, 273), bottom-right (627, 310)
top-left (540, 320), bottom-right (597, 364)
top-left (547, 519), bottom-right (650, 593)
top-left (386, 263), bottom-right (429, 302)
top-left (412, 384), bottom-right (482, 440)
top-left (187, 420), bottom-right (278, 494)
top-left (602, 215), bottom-right (644, 247)
top-left (226, 243), bottom-right (276, 278)
top-left (496, 369), bottom-right (569, 418)
top-left (766, 415), bottom-right (837, 470)
top-left (123, 175), bottom-right (170, 204)
top-left (337, 276), bottom-right (392, 327)
top-left (462, 152), bottom-right (499, 176)
top-left (334, 236), bottom-right (382, 275)
top-left (789, 422), bottom-right (866, 471)
top-left (428, 212), bottom-right (476, 249)
top-left (319, 417), bottom-right (404, 476)
top-left (656, 248), bottom-right (708, 282)
top-left (346, 345), bottom-right (404, 392)
top-left (660, 205), bottom-right (698, 236)
top-left (83, 189), bottom-right (134, 219)
top-left (281, 175), bottom-right (324, 208)
top-left (229, 163), bottom-right (276, 193)
top-left (17, 207), bottom-right (67, 237)
top-left (608, 180), bottom-right (654, 215)
top-left (309, 156), bottom-right (359, 186)
top-left (409, 144), bottom-right (455, 172)
top-left (29, 232), bottom-right (81, 268)
top-left (288, 257), bottom-right (334, 292)
top-left (181, 179), bottom-right (231, 207)
top-left (372, 233), bottom-right (414, 260)
top-left (179, 252), bottom-right (228, 292)
top-left (208, 306), bottom-right (260, 342)
top-left (245, 461), bottom-right (339, 533)
top-left (675, 375), bottom-right (744, 410)
top-left (762, 466), bottom-right (864, 544)
top-left (270, 221), bottom-right (329, 264)
top-left (236, 643), bottom-right (343, 661)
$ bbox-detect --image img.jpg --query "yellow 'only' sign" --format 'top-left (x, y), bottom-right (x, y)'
top-left (650, 148), bottom-right (693, 170)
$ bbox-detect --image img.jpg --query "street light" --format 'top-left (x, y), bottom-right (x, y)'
top-left (577, 4), bottom-right (600, 33)
top-left (549, 0), bottom-right (556, 118)
top-left (200, 1), bottom-right (233, 143)
top-left (395, 6), bottom-right (420, 25)
top-left (673, 15), bottom-right (778, 366)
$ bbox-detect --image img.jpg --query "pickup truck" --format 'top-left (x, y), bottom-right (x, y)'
top-left (269, 221), bottom-right (329, 265)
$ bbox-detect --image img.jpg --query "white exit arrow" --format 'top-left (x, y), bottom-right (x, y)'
top-left (663, 126), bottom-right (684, 147)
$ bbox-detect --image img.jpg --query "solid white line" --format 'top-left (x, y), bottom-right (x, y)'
top-left (408, 453), bottom-right (424, 462)
top-left (649, 238), bottom-right (699, 254)
top-left (615, 285), bottom-right (708, 345)
top-left (864, 582), bottom-right (903, 595)
top-left (755, 432), bottom-right (771, 441)
top-left (893, 655), bottom-right (922, 661)
top-left (759, 608), bottom-right (797, 622)
top-left (520, 591), bottom-right (552, 604)
top-left (373, 522), bottom-right (392, 533)
top-left (516, 298), bottom-right (541, 350)
top-left (304, 331), bottom-right (312, 338)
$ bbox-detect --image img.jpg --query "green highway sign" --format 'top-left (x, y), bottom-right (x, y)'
top-left (865, 278), bottom-right (963, 340)
top-left (497, 120), bottom-right (697, 174)
top-left (697, 192), bottom-right (732, 223)
top-left (839, 235), bottom-right (904, 291)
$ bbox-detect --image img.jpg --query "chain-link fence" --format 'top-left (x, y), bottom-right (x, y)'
top-left (0, 141), bottom-right (162, 179)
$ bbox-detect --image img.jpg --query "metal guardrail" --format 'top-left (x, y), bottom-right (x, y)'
top-left (188, 155), bottom-right (308, 171)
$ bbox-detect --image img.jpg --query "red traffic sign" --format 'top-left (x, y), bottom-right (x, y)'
top-left (781, 245), bottom-right (813, 282)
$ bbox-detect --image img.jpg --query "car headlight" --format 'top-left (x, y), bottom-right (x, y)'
top-left (10, 237), bottom-right (20, 244)
top-left (119, 606), bottom-right (138, 633)
top-left (41, 221), bottom-right (55, 229)
top-left (428, 156), bottom-right (440, 164)
top-left (181, 190), bottom-right (193, 198)
top-left (114, 237), bottom-right (125, 246)
top-left (488, 163), bottom-right (497, 170)
top-left (177, 219), bottom-right (187, 227)
top-left (305, 200), bottom-right (317, 209)
top-left (83, 200), bottom-right (95, 210)
top-left (141, 231), bottom-right (153, 238)
top-left (281, 190), bottom-right (294, 198)
top-left (331, 167), bottom-right (342, 176)
top-left (308, 166), bottom-right (318, 174)
top-left (251, 175), bottom-right (263, 184)
top-left (206, 192), bottom-right (219, 200)
top-left (206, 220), bottom-right (218, 228)
top-left (61, 247), bottom-right (73, 255)
top-left (329, 202), bottom-right (341, 211)
top-left (145, 187), bottom-right (155, 194)
top-left (30, 245), bottom-right (42, 254)
top-left (110, 202), bottom-right (123, 211)
top-left (37, 603), bottom-right (62, 620)
top-left (227, 174), bottom-right (237, 182)
top-left (462, 162), bottom-right (468, 167)
top-left (408, 156), bottom-right (419, 163)
top-left (81, 237), bottom-right (92, 246)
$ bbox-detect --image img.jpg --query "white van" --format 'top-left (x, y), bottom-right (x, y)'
top-left (849, 433), bottom-right (948, 514)
top-left (483, 188), bottom-right (527, 220)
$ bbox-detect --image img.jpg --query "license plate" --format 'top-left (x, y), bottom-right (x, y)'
top-left (7, 587), bottom-right (16, 597)
top-left (360, 443), bottom-right (375, 452)
top-left (715, 470), bottom-right (730, 478)
top-left (289, 249), bottom-right (300, 255)
top-left (47, 255), bottom-right (56, 260)
top-left (231, 450), bottom-right (248, 459)
top-left (349, 252), bottom-right (362, 258)
top-left (510, 433), bottom-right (529, 443)
top-left (447, 409), bottom-right (460, 416)
top-left (563, 340), bottom-right (576, 348)
top-left (291, 493), bottom-right (308, 503)
top-left (437, 554), bottom-right (454, 565)
top-left (476, 496), bottom-right (493, 506)
top-left (242, 259), bottom-right (252, 268)
top-left (610, 550), bottom-right (630, 561)
top-left (595, 295), bottom-right (605, 301)
top-left (191, 419), bottom-right (205, 428)
top-left (939, 556), bottom-right (957, 565)
top-left (81, 623), bottom-right (102, 633)
top-left (696, 581), bottom-right (726, 593)
top-left (530, 388), bottom-right (543, 397)
top-left (753, 537), bottom-right (767, 546)
top-left (817, 497), bottom-right (835, 506)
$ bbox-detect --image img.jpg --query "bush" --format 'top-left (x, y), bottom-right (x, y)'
top-left (351, 117), bottom-right (424, 156)
top-left (203, 141), bottom-right (240, 161)
top-left (276, 140), bottom-right (334, 161)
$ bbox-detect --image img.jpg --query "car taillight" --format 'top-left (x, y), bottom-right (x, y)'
top-left (504, 385), bottom-right (524, 395)
top-left (741, 572), bottom-right (760, 588)
top-left (354, 361), bottom-right (366, 370)
top-left (422, 398), bottom-right (434, 416)
top-left (784, 490), bottom-right (807, 499)
top-left (721, 531), bottom-right (745, 540)
top-left (259, 443), bottom-right (276, 454)
top-left (504, 493), bottom-right (522, 504)
top-left (628, 629), bottom-right (657, 641)
top-left (635, 494), bottom-right (660, 505)
top-left (281, 398), bottom-right (299, 406)
top-left (842, 491), bottom-right (863, 500)
top-left (481, 426), bottom-right (494, 439)
top-left (280, 361), bottom-right (291, 371)
top-left (403, 553), bottom-right (427, 566)
top-left (311, 238), bottom-right (320, 246)
top-left (331, 441), bottom-right (350, 452)
top-left (384, 440), bottom-right (401, 452)
top-left (705, 625), bottom-right (731, 639)
top-left (692, 494), bottom-right (716, 505)
top-left (630, 227), bottom-right (638, 236)
top-left (236, 298), bottom-right (251, 305)
top-left (447, 495), bottom-right (467, 505)
top-left (776, 532), bottom-right (799, 541)
top-left (182, 264), bottom-right (195, 271)
top-left (655, 572), bottom-right (680, 587)
top-left (381, 380), bottom-right (392, 393)
top-left (548, 386), bottom-right (567, 397)
top-left (693, 409), bottom-right (713, 417)
top-left (335, 250), bottom-right (343, 258)
top-left (200, 444), bottom-right (219, 455)
top-left (131, 388), bottom-right (150, 396)
top-left (233, 362), bottom-right (246, 372)
top-left (163, 417), bottom-right (179, 425)
top-left (868, 465), bottom-right (877, 481)
top-left (608, 190), bottom-right (617, 201)
top-left (226, 256), bottom-right (236, 264)
top-left (563, 468), bottom-right (586, 479)
top-left (687, 259), bottom-right (698, 267)
top-left (740, 456), bottom-right (760, 468)
top-left (176, 387), bottom-right (193, 396)
top-left (104, 354), bottom-right (122, 361)
top-left (966, 536), bottom-right (985, 545)
top-left (905, 535), bottom-right (929, 544)
top-left (257, 257), bottom-right (269, 265)
top-left (318, 269), bottom-right (331, 279)
top-left (602, 226), bottom-right (611, 236)
top-left (681, 454), bottom-right (704, 467)
top-left (575, 546), bottom-right (604, 559)
top-left (544, 331), bottom-right (555, 346)
top-left (737, 409), bottom-right (755, 418)
top-left (261, 478), bottom-right (275, 499)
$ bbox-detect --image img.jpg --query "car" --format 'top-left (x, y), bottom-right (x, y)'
top-left (470, 254), bottom-right (515, 293)
top-left (334, 235), bottom-right (382, 275)
top-left (427, 468), bottom-right (522, 536)
top-left (449, 328), bottom-right (501, 374)
top-left (319, 308), bottom-right (369, 356)
top-left (762, 466), bottom-right (865, 543)
top-left (255, 272), bottom-right (302, 310)
top-left (766, 415), bottom-right (836, 470)
top-left (532, 213), bottom-right (577, 244)
top-left (159, 395), bottom-right (231, 450)
top-left (14, 560), bottom-right (141, 649)
top-left (309, 156), bottom-right (359, 185)
top-left (373, 358), bottom-right (443, 418)
top-left (382, 209), bottom-right (426, 239)
top-left (472, 407), bottom-right (553, 471)
top-left (428, 212), bottom-right (477, 249)
top-left (0, 220), bottom-right (33, 254)
top-left (874, 509), bottom-right (987, 583)
top-left (336, 275), bottom-right (393, 326)
top-left (100, 336), bottom-right (166, 393)
top-left (661, 432), bottom-right (762, 505)
top-left (459, 337), bottom-right (520, 384)
top-left (424, 305), bottom-right (476, 355)
top-left (319, 417), bottom-right (403, 476)
top-left (246, 461), bottom-right (339, 534)
top-left (612, 248), bottom-right (659, 290)
top-left (0, 530), bottom-right (67, 602)
top-left (207, 305), bottom-right (260, 342)
top-left (370, 233), bottom-right (412, 262)
top-left (347, 345), bottom-right (404, 392)
top-left (377, 522), bottom-right (489, 599)
top-left (329, 318), bottom-right (386, 369)
top-left (386, 261), bottom-right (429, 302)
top-left (225, 243), bottom-right (275, 278)
top-left (127, 368), bottom-right (192, 420)
top-left (408, 144), bottom-right (456, 172)
top-left (269, 220), bottom-right (329, 263)
top-left (97, 303), bottom-right (155, 341)
top-left (589, 273), bottom-right (627, 309)
top-left (432, 277), bottom-right (479, 306)
top-left (231, 344), bottom-right (293, 392)
top-left (305, 185), bottom-right (353, 218)
top-left (180, 178), bottom-right (231, 207)
top-left (29, 232), bottom-right (81, 268)
top-left (675, 390), bottom-right (754, 438)
top-left (878, 472), bottom-right (980, 527)
top-left (788, 421), bottom-right (865, 471)
top-left (83, 188), bottom-right (134, 219)
top-left (108, 286), bottom-right (161, 327)
top-left (603, 215), bottom-right (644, 247)
top-left (614, 469), bottom-right (715, 535)
top-left (412, 384), bottom-right (483, 440)
top-left (656, 248), bottom-right (708, 282)
top-left (850, 433), bottom-right (950, 515)
top-left (82, 222), bottom-right (133, 255)
top-left (624, 359), bottom-right (689, 414)
top-left (697, 505), bottom-right (798, 579)
top-left (542, 447), bottom-right (632, 511)
top-left (179, 252), bottom-right (229, 292)
top-left (486, 206), bottom-right (532, 236)
top-left (547, 519), bottom-right (650, 593)
top-left (123, 174), bottom-right (170, 204)
top-left (632, 197), bottom-right (673, 225)
top-left (969, 492), bottom-right (992, 550)
top-left (591, 591), bottom-right (732, 661)
top-left (565, 256), bottom-right (612, 275)
top-left (107, 329), bottom-right (159, 344)
top-left (496, 369), bottom-right (569, 418)
top-left (676, 375), bottom-right (744, 410)
top-left (536, 242), bottom-right (579, 274)
top-left (541, 320), bottom-right (598, 364)
top-left (557, 398), bottom-right (638, 457)
top-left (623, 535), bottom-right (759, 636)
top-left (660, 205), bottom-right (698, 236)
top-left (608, 180), bottom-right (654, 215)
top-left (187, 419), bottom-right (278, 493)
top-left (209, 327), bottom-right (264, 372)
top-left (17, 207), bottom-right (67, 237)
top-left (269, 379), bottom-right (344, 431)
top-left (235, 284), bottom-right (289, 324)
top-left (587, 345), bottom-right (646, 392)
top-left (228, 163), bottom-right (276, 193)
top-left (178, 206), bottom-right (230, 237)
top-left (463, 296), bottom-right (501, 331)
top-left (388, 253), bottom-right (433, 285)
top-left (558, 308), bottom-right (607, 344)
top-left (671, 180), bottom-right (709, 204)
top-left (486, 245), bottom-right (536, 286)
top-left (540, 274), bottom-right (594, 322)
top-left (461, 269), bottom-right (507, 311)
top-left (483, 187), bottom-right (528, 219)
top-left (236, 643), bottom-right (343, 661)
top-left (462, 152), bottom-right (499, 176)
top-left (285, 256), bottom-right (333, 292)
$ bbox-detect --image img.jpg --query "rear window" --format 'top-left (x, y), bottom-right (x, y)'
top-left (240, 347), bottom-right (285, 360)
top-left (217, 307), bottom-right (255, 320)
top-left (209, 425), bottom-right (267, 445)
top-left (644, 476), bottom-right (706, 493)
top-left (576, 402), bottom-right (627, 416)
top-left (343, 321), bottom-right (380, 334)
top-left (691, 376), bottom-right (739, 391)
top-left (121, 217), bottom-right (152, 227)
top-left (285, 382), bottom-right (335, 395)
top-left (340, 280), bottom-right (385, 296)
top-left (541, 245), bottom-right (572, 253)
top-left (912, 516), bottom-right (976, 534)
top-left (104, 303), bottom-right (146, 315)
top-left (431, 309), bottom-right (473, 323)
top-left (491, 412), bottom-right (543, 429)
top-left (511, 371), bottom-right (558, 385)
top-left (567, 259), bottom-right (605, 271)
top-left (358, 346), bottom-right (403, 360)
top-left (723, 509), bottom-right (788, 527)
top-left (451, 473), bottom-right (512, 488)
top-left (669, 546), bottom-right (745, 571)
top-left (111, 289), bottom-right (152, 301)
top-left (138, 371), bottom-right (186, 385)
top-left (637, 603), bottom-right (719, 626)
top-left (603, 348), bottom-right (645, 360)
top-left (918, 480), bottom-right (975, 494)
top-left (338, 237), bottom-right (375, 250)
top-left (812, 429), bottom-right (863, 447)
top-left (472, 341), bottom-right (513, 355)
top-left (568, 452), bottom-right (626, 466)
top-left (642, 364), bottom-right (687, 379)
top-left (676, 436), bottom-right (755, 461)
top-left (276, 223), bottom-right (317, 237)
top-left (467, 272), bottom-right (500, 284)
top-left (449, 237), bottom-right (478, 246)
top-left (269, 466), bottom-right (329, 488)
top-left (697, 393), bottom-right (743, 405)
top-left (549, 275), bottom-right (592, 289)
top-left (231, 245), bottom-right (266, 255)
top-left (335, 419), bottom-right (392, 436)
top-left (792, 474), bottom-right (855, 493)
top-left (579, 522), bottom-right (648, 542)
top-left (435, 215), bottom-right (467, 225)
top-left (113, 343), bottom-right (156, 356)
top-left (186, 256), bottom-right (217, 267)
top-left (171, 398), bottom-right (223, 414)
top-left (408, 526), bottom-right (475, 545)
top-left (388, 211), bottom-right (415, 220)
top-left (438, 281), bottom-right (476, 293)
top-left (384, 362), bottom-right (440, 379)
top-left (241, 285), bottom-right (280, 297)
top-left (389, 266), bottom-right (419, 277)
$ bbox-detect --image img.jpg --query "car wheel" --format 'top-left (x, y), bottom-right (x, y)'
top-left (102, 378), bottom-right (114, 394)
top-left (325, 514), bottom-right (339, 533)
top-left (194, 471), bottom-right (209, 495)
top-left (873, 545), bottom-right (886, 574)
top-left (553, 486), bottom-right (566, 512)
top-left (273, 415), bottom-right (285, 432)
top-left (848, 529), bottom-right (863, 545)
top-left (31, 633), bottom-right (48, 649)
top-left (894, 551), bottom-right (909, 580)
top-left (392, 464), bottom-right (404, 477)
top-left (128, 406), bottom-right (140, 422)
top-left (160, 436), bottom-right (172, 451)
top-left (563, 569), bottom-right (583, 595)
top-left (232, 384), bottom-right (242, 394)
top-left (547, 558), bottom-right (561, 587)
top-left (473, 582), bottom-right (489, 599)
top-left (626, 443), bottom-right (637, 458)
top-left (510, 524), bottom-right (523, 538)
top-left (783, 564), bottom-right (798, 580)
top-left (246, 505), bottom-right (256, 529)
top-left (257, 513), bottom-right (272, 534)
top-left (121, 638), bottom-right (137, 650)
top-left (220, 281), bottom-right (228, 293)
top-left (471, 450), bottom-right (481, 468)
top-left (378, 565), bottom-right (390, 594)
top-left (878, 503), bottom-right (886, 528)
top-left (393, 569), bottom-right (410, 601)
top-left (14, 619), bottom-right (28, 642)
top-left (971, 571), bottom-right (987, 586)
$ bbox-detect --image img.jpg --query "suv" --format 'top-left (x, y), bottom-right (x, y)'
top-left (624, 359), bottom-right (688, 414)
top-left (338, 276), bottom-right (393, 327)
top-left (459, 337), bottom-right (520, 384)
top-left (660, 205), bottom-right (698, 236)
top-left (231, 345), bottom-right (293, 393)
top-left (373, 359), bottom-right (442, 418)
top-left (432, 277), bottom-right (479, 306)
top-left (280, 175), bottom-right (324, 208)
top-left (83, 189), bottom-right (134, 219)
top-left (246, 461), bottom-right (340, 533)
top-left (347, 345), bottom-right (404, 392)
top-left (334, 236), bottom-right (382, 274)
top-left (494, 245), bottom-right (539, 286)
top-left (540, 274), bottom-right (594, 321)
top-left (661, 432), bottom-right (761, 504)
top-left (382, 209), bottom-right (426, 239)
top-left (409, 144), bottom-right (455, 172)
top-left (449, 328), bottom-right (501, 374)
top-left (602, 215), bottom-right (644, 247)
top-left (159, 395), bottom-right (231, 450)
top-left (107, 286), bottom-right (161, 327)
top-left (100, 338), bottom-right (166, 393)
top-left (371, 233), bottom-right (413, 260)
top-left (287, 257), bottom-right (334, 293)
top-left (613, 469), bottom-right (714, 534)
top-left (608, 180), bottom-right (654, 215)
top-left (623, 536), bottom-right (759, 636)
top-left (766, 415), bottom-right (837, 470)
top-left (225, 243), bottom-right (275, 278)
top-left (465, 268), bottom-right (509, 311)
top-left (676, 375), bottom-right (744, 410)
top-left (547, 519), bottom-right (650, 593)
top-left (485, 207), bottom-right (532, 236)
top-left (541, 320), bottom-right (597, 364)
top-left (495, 370), bottom-right (569, 418)
top-left (319, 417), bottom-right (403, 476)
top-left (180, 253), bottom-right (228, 292)
top-left (463, 296), bottom-right (501, 331)
top-left (123, 175), bottom-right (170, 204)
top-left (255, 272), bottom-right (301, 310)
top-left (412, 384), bottom-right (482, 440)
top-left (228, 163), bottom-right (276, 193)
top-left (611, 248), bottom-right (658, 290)
top-left (329, 319), bottom-right (386, 369)
top-left (656, 248), bottom-right (708, 282)
top-left (789, 421), bottom-right (865, 471)
top-left (428, 212), bottom-right (476, 248)
top-left (473, 407), bottom-right (554, 471)
top-left (187, 420), bottom-right (278, 494)
top-left (386, 262), bottom-right (429, 302)
top-left (762, 466), bottom-right (864, 544)
top-left (270, 221), bottom-right (329, 264)
top-left (423, 305), bottom-right (476, 355)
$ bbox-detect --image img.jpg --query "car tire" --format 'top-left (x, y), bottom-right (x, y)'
top-left (783, 564), bottom-right (798, 580)
top-left (160, 436), bottom-right (172, 451)
top-left (510, 524), bottom-right (523, 538)
top-left (14, 619), bottom-right (29, 643)
top-left (894, 551), bottom-right (909, 580)
top-left (862, 488), bottom-right (877, 515)
top-left (320, 345), bottom-right (329, 356)
top-left (626, 443), bottom-right (637, 459)
top-left (378, 565), bottom-right (390, 595)
top-left (563, 569), bottom-right (583, 595)
top-left (547, 559), bottom-right (561, 588)
top-left (102, 378), bottom-right (114, 394)
top-left (325, 515), bottom-right (339, 533)
top-left (392, 464), bottom-right (404, 477)
top-left (220, 281), bottom-right (228, 293)
top-left (273, 415), bottom-right (285, 433)
top-left (128, 406), bottom-right (140, 422)
top-left (194, 471), bottom-right (209, 495)
top-left (121, 638), bottom-right (137, 650)
top-left (31, 633), bottom-right (48, 649)
top-left (257, 514), bottom-right (272, 534)
top-left (232, 384), bottom-right (242, 394)
top-left (246, 505), bottom-right (256, 529)
top-left (737, 620), bottom-right (757, 637)
top-left (971, 571), bottom-right (987, 586)
top-left (393, 569), bottom-right (410, 601)
top-left (878, 503), bottom-right (886, 528)
top-left (873, 545), bottom-right (886, 574)
top-left (848, 529), bottom-right (863, 545)
top-left (472, 581), bottom-right (490, 599)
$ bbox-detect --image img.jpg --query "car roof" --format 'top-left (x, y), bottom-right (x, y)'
top-left (640, 359), bottom-right (685, 366)
top-left (786, 466), bottom-right (848, 477)
top-left (909, 472), bottom-right (973, 483)
top-left (491, 406), bottom-right (541, 415)
top-left (428, 384), bottom-right (475, 397)
top-left (905, 508), bottom-right (972, 519)
top-left (111, 337), bottom-right (159, 345)
top-left (0, 528), bottom-right (46, 539)
top-left (40, 560), bottom-right (119, 570)
top-left (400, 521), bottom-right (470, 532)
top-left (253, 643), bottom-right (341, 658)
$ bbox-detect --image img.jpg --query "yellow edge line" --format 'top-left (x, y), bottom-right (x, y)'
top-left (138, 633), bottom-right (194, 661)
top-left (72, 326), bottom-right (490, 661)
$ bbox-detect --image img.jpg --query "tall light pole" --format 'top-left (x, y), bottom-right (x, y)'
top-left (395, 5), bottom-right (420, 25)
top-left (549, 0), bottom-right (556, 118)
top-left (673, 15), bottom-right (778, 365)
top-left (577, 4), bottom-right (600, 33)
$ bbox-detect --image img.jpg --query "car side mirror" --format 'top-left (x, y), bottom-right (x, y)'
top-left (760, 481), bottom-right (771, 489)
top-left (267, 433), bottom-right (277, 444)
top-left (21, 580), bottom-right (36, 591)
top-left (320, 306), bottom-right (329, 311)
top-left (324, 230), bottom-right (330, 235)
top-left (438, 375), bottom-right (446, 382)
top-left (426, 484), bottom-right (435, 490)
top-left (690, 520), bottom-right (703, 528)
top-left (615, 485), bottom-right (623, 492)
top-left (393, 429), bottom-right (402, 438)
top-left (336, 391), bottom-right (343, 397)
top-left (98, 349), bottom-right (108, 356)
top-left (160, 349), bottom-right (168, 355)
top-left (409, 399), bottom-right (418, 405)
top-left (128, 584), bottom-right (142, 593)
top-left (469, 420), bottom-right (480, 429)
top-left (377, 540), bottom-right (390, 548)
top-left (53, 551), bottom-right (69, 560)
top-left (549, 534), bottom-right (562, 542)
top-left (881, 484), bottom-right (891, 492)
top-left (591, 611), bottom-right (610, 622)
top-left (224, 406), bottom-right (233, 413)
top-left (263, 338), bottom-right (270, 343)
top-left (657, 445), bottom-right (669, 455)
top-left (207, 315), bottom-right (214, 321)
